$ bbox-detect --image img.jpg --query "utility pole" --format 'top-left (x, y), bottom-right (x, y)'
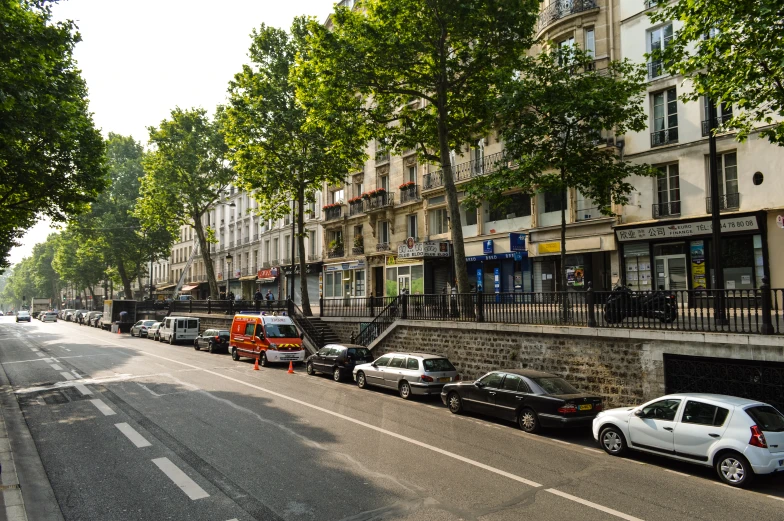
top-left (707, 98), bottom-right (726, 325)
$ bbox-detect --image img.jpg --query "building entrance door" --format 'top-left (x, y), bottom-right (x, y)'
top-left (398, 275), bottom-right (410, 294)
top-left (654, 255), bottom-right (687, 291)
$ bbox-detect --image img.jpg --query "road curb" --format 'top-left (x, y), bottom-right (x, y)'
top-left (0, 349), bottom-right (64, 521)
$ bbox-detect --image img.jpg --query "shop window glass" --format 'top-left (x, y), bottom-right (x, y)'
top-left (354, 269), bottom-right (365, 297)
top-left (543, 191), bottom-right (563, 213)
top-left (490, 193), bottom-right (531, 221)
top-left (386, 267), bottom-right (398, 297)
top-left (624, 243), bottom-right (651, 292)
top-left (411, 265), bottom-right (424, 294)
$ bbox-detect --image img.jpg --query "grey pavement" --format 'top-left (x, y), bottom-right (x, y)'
top-left (0, 316), bottom-right (783, 521)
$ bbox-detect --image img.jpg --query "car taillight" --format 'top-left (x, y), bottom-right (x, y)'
top-left (421, 375), bottom-right (434, 382)
top-left (215, 335), bottom-right (220, 341)
top-left (455, 374), bottom-right (461, 381)
top-left (595, 403), bottom-right (603, 412)
top-left (750, 425), bottom-right (768, 448)
top-left (558, 403), bottom-right (577, 414)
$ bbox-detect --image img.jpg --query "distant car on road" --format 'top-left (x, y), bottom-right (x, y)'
top-left (16, 310), bottom-right (31, 323)
top-left (193, 329), bottom-right (230, 353)
top-left (306, 344), bottom-right (374, 382)
top-left (41, 311), bottom-right (58, 322)
top-left (353, 353), bottom-right (459, 400)
top-left (593, 393), bottom-right (784, 487)
top-left (147, 322), bottom-right (162, 340)
top-left (442, 369), bottom-right (603, 433)
top-left (130, 320), bottom-right (157, 337)
top-left (0, 311), bottom-right (4, 316)
top-left (89, 313), bottom-right (103, 327)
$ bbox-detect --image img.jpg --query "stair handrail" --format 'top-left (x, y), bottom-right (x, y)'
top-left (355, 296), bottom-right (399, 346)
top-left (287, 300), bottom-right (322, 354)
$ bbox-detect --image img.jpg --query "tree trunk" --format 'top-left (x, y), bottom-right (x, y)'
top-left (117, 260), bottom-right (133, 300)
top-left (297, 178), bottom-right (312, 316)
top-left (88, 285), bottom-right (97, 310)
top-left (560, 168), bottom-right (568, 322)
top-left (193, 214), bottom-right (219, 298)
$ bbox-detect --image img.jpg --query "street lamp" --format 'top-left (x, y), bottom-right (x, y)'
top-left (225, 253), bottom-right (233, 299)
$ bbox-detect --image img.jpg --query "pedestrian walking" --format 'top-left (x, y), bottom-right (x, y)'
top-left (254, 289), bottom-right (262, 311)
top-left (265, 289), bottom-right (274, 310)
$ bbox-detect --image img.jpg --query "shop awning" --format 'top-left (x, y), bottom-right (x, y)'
top-left (239, 275), bottom-right (258, 281)
top-left (180, 284), bottom-right (198, 292)
top-left (257, 277), bottom-right (276, 283)
top-left (155, 283), bottom-right (176, 290)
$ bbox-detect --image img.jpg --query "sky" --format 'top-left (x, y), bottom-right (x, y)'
top-left (7, 0), bottom-right (334, 266)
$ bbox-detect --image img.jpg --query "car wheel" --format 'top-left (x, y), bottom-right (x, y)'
top-left (207, 341), bottom-right (214, 354)
top-left (599, 426), bottom-right (627, 456)
top-left (231, 347), bottom-right (239, 361)
top-left (333, 367), bottom-right (342, 382)
top-left (447, 392), bottom-right (463, 414)
top-left (260, 352), bottom-right (268, 367)
top-left (357, 371), bottom-right (367, 389)
top-left (130, 330), bottom-right (135, 337)
top-left (169, 334), bottom-right (175, 345)
top-left (716, 452), bottom-right (753, 487)
top-left (194, 340), bottom-right (200, 351)
top-left (518, 408), bottom-right (540, 434)
top-left (306, 361), bottom-right (315, 375)
top-left (399, 381), bottom-right (412, 400)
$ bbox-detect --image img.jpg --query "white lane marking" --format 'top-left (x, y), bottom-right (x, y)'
top-left (60, 372), bottom-right (75, 381)
top-left (31, 348), bottom-right (39, 352)
top-left (115, 423), bottom-right (151, 448)
top-left (550, 439), bottom-right (572, 445)
top-left (36, 353), bottom-right (46, 357)
top-left (152, 457), bottom-right (209, 500)
top-left (1, 354), bottom-right (111, 365)
top-left (664, 469), bottom-right (690, 477)
top-left (74, 383), bottom-right (92, 396)
top-left (583, 448), bottom-right (603, 454)
top-left (767, 495), bottom-right (784, 502)
top-left (90, 399), bottom-right (115, 416)
top-left (50, 364), bottom-right (63, 371)
top-left (546, 489), bottom-right (643, 521)
top-left (71, 370), bottom-right (82, 378)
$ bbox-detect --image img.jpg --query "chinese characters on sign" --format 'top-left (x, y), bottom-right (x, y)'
top-left (615, 216), bottom-right (759, 242)
top-left (396, 241), bottom-right (451, 259)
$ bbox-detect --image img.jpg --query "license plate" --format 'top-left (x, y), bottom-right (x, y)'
top-left (578, 404), bottom-right (593, 411)
top-left (438, 377), bottom-right (451, 383)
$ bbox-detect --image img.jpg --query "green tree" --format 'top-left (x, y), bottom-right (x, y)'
top-left (466, 47), bottom-right (654, 306)
top-left (0, 0), bottom-right (106, 270)
top-left (307, 0), bottom-right (539, 292)
top-left (222, 19), bottom-right (369, 315)
top-left (30, 233), bottom-right (63, 303)
top-left (137, 108), bottom-right (235, 298)
top-left (52, 230), bottom-right (105, 305)
top-left (650, 0), bottom-right (784, 145)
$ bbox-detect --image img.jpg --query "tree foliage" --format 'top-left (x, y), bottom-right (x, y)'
top-left (137, 108), bottom-right (234, 298)
top-left (0, 233), bottom-right (62, 308)
top-left (466, 47), bottom-right (654, 294)
top-left (222, 19), bottom-right (369, 314)
top-left (650, 0), bottom-right (784, 145)
top-left (307, 0), bottom-right (540, 292)
top-left (0, 0), bottom-right (106, 270)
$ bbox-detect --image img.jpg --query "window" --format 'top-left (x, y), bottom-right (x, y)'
top-left (584, 28), bottom-right (595, 57)
top-left (272, 238), bottom-right (279, 261)
top-left (331, 189), bottom-right (344, 204)
top-left (648, 23), bottom-right (673, 77)
top-left (682, 401), bottom-right (729, 426)
top-left (388, 357), bottom-right (406, 368)
top-left (655, 164), bottom-right (680, 216)
top-left (429, 208), bottom-right (449, 235)
top-left (324, 272), bottom-right (343, 298)
top-left (502, 374), bottom-right (522, 391)
top-left (490, 193), bottom-right (531, 221)
top-left (264, 241), bottom-right (270, 262)
top-left (374, 356), bottom-right (391, 367)
top-left (354, 269), bottom-right (365, 296)
top-left (717, 152), bottom-right (738, 199)
top-left (377, 221), bottom-right (389, 244)
top-left (423, 358), bottom-right (455, 372)
top-left (480, 372), bottom-right (504, 388)
top-left (531, 377), bottom-right (579, 395)
top-left (406, 214), bottom-right (417, 239)
top-left (652, 88), bottom-right (678, 146)
top-left (379, 175), bottom-right (389, 192)
top-left (407, 165), bottom-right (417, 183)
top-left (308, 230), bottom-right (316, 256)
top-left (406, 358), bottom-right (419, 370)
top-left (703, 97), bottom-right (733, 126)
top-left (745, 406), bottom-right (784, 432)
top-left (244, 323), bottom-right (255, 336)
top-left (461, 203), bottom-right (477, 226)
top-left (640, 399), bottom-right (681, 421)
top-left (543, 191), bottom-right (563, 213)
top-left (353, 175), bottom-right (364, 198)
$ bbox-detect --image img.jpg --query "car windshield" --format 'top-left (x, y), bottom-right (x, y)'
top-left (532, 377), bottom-right (579, 395)
top-left (143, 321), bottom-right (156, 326)
top-left (217, 330), bottom-right (230, 338)
top-left (746, 405), bottom-right (784, 432)
top-left (264, 324), bottom-right (299, 338)
top-left (347, 348), bottom-right (371, 359)
top-left (423, 358), bottom-right (455, 372)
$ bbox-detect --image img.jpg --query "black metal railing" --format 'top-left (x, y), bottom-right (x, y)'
top-left (170, 299), bottom-right (288, 316)
top-left (243, 237), bottom-right (249, 244)
top-left (701, 114), bottom-right (732, 137)
top-left (423, 151), bottom-right (510, 190)
top-left (352, 245), bottom-right (364, 255)
top-left (349, 201), bottom-right (364, 216)
top-left (537, 0), bottom-right (598, 32)
top-left (653, 200), bottom-right (681, 218)
top-left (400, 185), bottom-right (420, 203)
top-left (322, 296), bottom-right (399, 318)
top-left (327, 248), bottom-right (344, 259)
top-left (376, 242), bottom-right (390, 252)
top-left (324, 206), bottom-right (343, 221)
top-left (307, 254), bottom-right (321, 262)
top-left (706, 192), bottom-right (740, 213)
top-left (288, 300), bottom-right (321, 353)
top-left (375, 151), bottom-right (390, 163)
top-left (365, 191), bottom-right (394, 211)
top-left (648, 60), bottom-right (666, 79)
top-left (651, 127), bottom-right (678, 147)
top-left (354, 297), bottom-right (400, 346)
top-left (253, 233), bottom-right (259, 241)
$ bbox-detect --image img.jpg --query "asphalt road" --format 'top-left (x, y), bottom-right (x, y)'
top-left (1, 316), bottom-right (783, 521)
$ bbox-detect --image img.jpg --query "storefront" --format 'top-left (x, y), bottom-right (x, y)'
top-left (256, 268), bottom-right (280, 300)
top-left (529, 235), bottom-right (614, 292)
top-left (384, 240), bottom-right (451, 296)
top-left (281, 262), bottom-right (322, 305)
top-left (323, 260), bottom-right (367, 299)
top-left (615, 212), bottom-right (768, 292)
top-left (463, 234), bottom-right (530, 293)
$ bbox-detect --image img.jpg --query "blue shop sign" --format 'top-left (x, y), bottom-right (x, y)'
top-left (465, 252), bottom-right (527, 262)
top-left (494, 267), bottom-right (500, 293)
top-left (483, 239), bottom-right (494, 254)
top-left (510, 232), bottom-right (527, 252)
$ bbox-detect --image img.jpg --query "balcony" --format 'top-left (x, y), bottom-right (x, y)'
top-left (253, 233), bottom-right (259, 242)
top-left (349, 200), bottom-right (365, 216)
top-left (537, 0), bottom-right (598, 33)
top-left (352, 245), bottom-right (365, 255)
top-left (281, 258), bottom-right (292, 266)
top-left (365, 191), bottom-right (394, 212)
top-left (576, 206), bottom-right (602, 221)
top-left (307, 254), bottom-right (322, 262)
top-left (653, 201), bottom-right (681, 219)
top-left (375, 150), bottom-right (390, 164)
top-left (324, 205), bottom-right (343, 221)
top-left (651, 128), bottom-right (678, 147)
top-left (647, 60), bottom-right (666, 80)
top-left (243, 237), bottom-right (249, 244)
top-left (399, 185), bottom-right (420, 204)
top-left (423, 151), bottom-right (509, 191)
top-left (701, 114), bottom-right (732, 137)
top-left (327, 248), bottom-right (345, 259)
top-left (376, 242), bottom-right (391, 252)
top-left (706, 192), bottom-right (740, 213)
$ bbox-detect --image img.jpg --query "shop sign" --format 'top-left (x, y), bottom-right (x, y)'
top-left (494, 267), bottom-right (500, 293)
top-left (465, 252), bottom-right (521, 262)
top-left (257, 267), bottom-right (279, 279)
top-left (616, 216), bottom-right (759, 242)
top-left (509, 233), bottom-right (527, 252)
top-left (690, 241), bottom-right (707, 289)
top-left (777, 215), bottom-right (784, 229)
top-left (476, 268), bottom-right (484, 292)
top-left (217, 273), bottom-right (223, 281)
top-left (324, 260), bottom-right (365, 272)
top-left (483, 240), bottom-right (494, 254)
top-left (538, 241), bottom-right (561, 254)
top-left (396, 241), bottom-right (451, 259)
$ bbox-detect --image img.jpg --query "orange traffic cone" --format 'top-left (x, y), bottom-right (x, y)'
top-left (287, 361), bottom-right (295, 374)
top-left (253, 358), bottom-right (259, 370)
top-left (116, 325), bottom-right (121, 335)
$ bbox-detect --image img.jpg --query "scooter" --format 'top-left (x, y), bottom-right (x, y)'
top-left (603, 285), bottom-right (678, 324)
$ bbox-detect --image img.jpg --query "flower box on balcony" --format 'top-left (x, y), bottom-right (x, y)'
top-left (399, 181), bottom-right (415, 190)
top-left (322, 203), bottom-right (342, 211)
top-left (348, 196), bottom-right (362, 205)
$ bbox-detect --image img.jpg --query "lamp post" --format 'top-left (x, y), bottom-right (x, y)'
top-left (707, 98), bottom-right (727, 325)
top-left (225, 253), bottom-right (233, 300)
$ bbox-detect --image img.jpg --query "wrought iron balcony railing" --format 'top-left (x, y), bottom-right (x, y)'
top-left (324, 206), bottom-right (343, 221)
top-left (349, 201), bottom-right (365, 216)
top-left (352, 246), bottom-right (365, 255)
top-left (537, 0), bottom-right (598, 33)
top-left (701, 114), bottom-right (732, 137)
top-left (327, 248), bottom-right (345, 259)
top-left (423, 151), bottom-right (510, 191)
top-left (653, 201), bottom-right (681, 219)
top-left (399, 185), bottom-right (420, 203)
top-left (651, 128), bottom-right (678, 147)
top-left (365, 192), bottom-right (395, 212)
top-left (706, 193), bottom-right (740, 213)
top-left (376, 242), bottom-right (391, 252)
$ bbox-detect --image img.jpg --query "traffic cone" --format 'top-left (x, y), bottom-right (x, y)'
top-left (287, 361), bottom-right (295, 374)
top-left (253, 358), bottom-right (259, 370)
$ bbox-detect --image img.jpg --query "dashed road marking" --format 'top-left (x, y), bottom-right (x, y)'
top-left (583, 447), bottom-right (603, 454)
top-left (551, 439), bottom-right (572, 445)
top-left (74, 383), bottom-right (92, 396)
top-left (152, 457), bottom-right (209, 500)
top-left (115, 422), bottom-right (151, 448)
top-left (546, 489), bottom-right (644, 521)
top-left (60, 372), bottom-right (75, 381)
top-left (664, 469), bottom-right (690, 477)
top-left (50, 363), bottom-right (63, 371)
top-left (36, 353), bottom-right (46, 358)
top-left (90, 399), bottom-right (115, 416)
top-left (30, 348), bottom-right (39, 352)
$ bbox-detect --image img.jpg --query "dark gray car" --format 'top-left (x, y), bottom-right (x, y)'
top-left (306, 344), bottom-right (375, 382)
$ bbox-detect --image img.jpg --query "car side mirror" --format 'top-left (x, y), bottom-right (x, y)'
top-left (475, 381), bottom-right (484, 388)
top-left (634, 409), bottom-right (645, 418)
top-left (371, 362), bottom-right (377, 367)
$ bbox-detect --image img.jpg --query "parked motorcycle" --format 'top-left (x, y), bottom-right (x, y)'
top-left (603, 285), bottom-right (678, 324)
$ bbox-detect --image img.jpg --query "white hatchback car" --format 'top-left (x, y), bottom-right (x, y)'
top-left (593, 393), bottom-right (784, 487)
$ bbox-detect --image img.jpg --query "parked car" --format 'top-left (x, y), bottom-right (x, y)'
top-left (15, 310), bottom-right (31, 323)
top-left (89, 313), bottom-right (103, 327)
top-left (60, 309), bottom-right (75, 320)
top-left (593, 393), bottom-right (784, 487)
top-left (147, 322), bottom-right (161, 340)
top-left (442, 369), bottom-right (603, 433)
top-left (194, 329), bottom-right (230, 353)
top-left (229, 313), bottom-right (304, 366)
top-left (353, 353), bottom-right (459, 400)
top-left (158, 316), bottom-right (200, 345)
top-left (306, 344), bottom-right (375, 382)
top-left (130, 320), bottom-right (157, 337)
top-left (41, 311), bottom-right (58, 322)
top-left (0, 311), bottom-right (4, 316)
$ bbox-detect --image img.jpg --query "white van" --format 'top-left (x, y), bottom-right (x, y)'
top-left (158, 316), bottom-right (200, 345)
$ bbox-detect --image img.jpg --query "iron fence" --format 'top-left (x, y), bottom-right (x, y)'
top-left (322, 296), bottom-right (399, 317)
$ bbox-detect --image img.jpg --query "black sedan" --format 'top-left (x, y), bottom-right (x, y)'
top-left (193, 329), bottom-right (230, 353)
top-left (306, 344), bottom-right (375, 382)
top-left (441, 369), bottom-right (602, 433)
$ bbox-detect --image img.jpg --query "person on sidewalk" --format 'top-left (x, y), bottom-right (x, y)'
top-left (265, 289), bottom-right (274, 311)
top-left (254, 289), bottom-right (263, 311)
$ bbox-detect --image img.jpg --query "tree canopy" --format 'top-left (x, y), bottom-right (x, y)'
top-left (0, 0), bottom-right (106, 270)
top-left (650, 0), bottom-right (784, 145)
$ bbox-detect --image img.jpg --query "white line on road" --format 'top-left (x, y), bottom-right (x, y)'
top-left (50, 363), bottom-right (63, 370)
top-left (663, 469), bottom-right (690, 477)
top-left (36, 352), bottom-right (46, 357)
top-left (115, 423), bottom-right (151, 448)
top-left (74, 383), bottom-right (92, 396)
top-left (90, 399), bottom-right (115, 416)
top-left (71, 370), bottom-right (82, 378)
top-left (767, 495), bottom-right (784, 502)
top-left (30, 348), bottom-right (39, 352)
top-left (60, 372), bottom-right (75, 381)
top-left (583, 447), bottom-right (603, 454)
top-left (550, 439), bottom-right (572, 445)
top-left (152, 457), bottom-right (209, 500)
top-left (546, 489), bottom-right (644, 521)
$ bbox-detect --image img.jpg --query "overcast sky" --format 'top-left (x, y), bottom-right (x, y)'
top-left (8, 0), bottom-right (334, 266)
